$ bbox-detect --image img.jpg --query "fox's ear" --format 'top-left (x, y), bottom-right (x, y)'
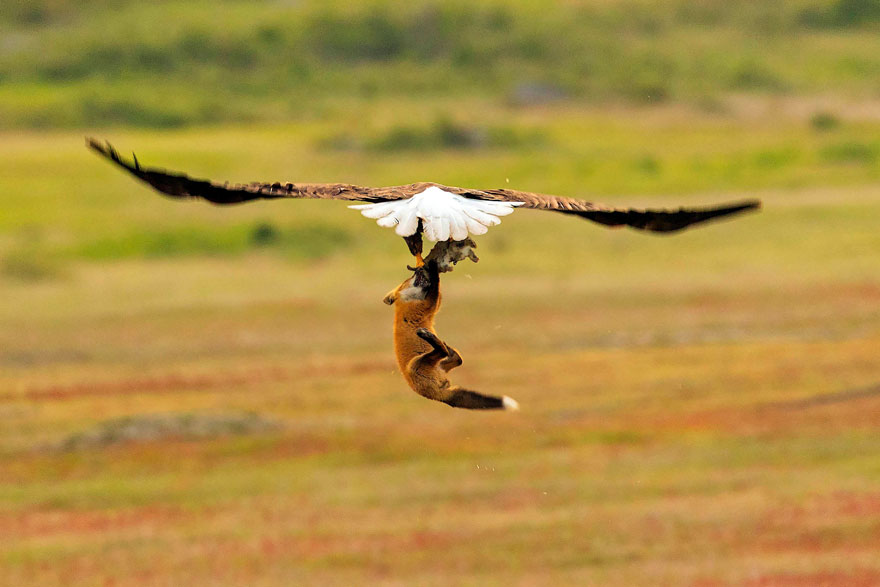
top-left (383, 291), bottom-right (397, 305)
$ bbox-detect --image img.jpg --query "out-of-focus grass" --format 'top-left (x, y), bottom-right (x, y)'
top-left (1, 118), bottom-right (879, 585)
top-left (3, 103), bottom-right (880, 277)
top-left (4, 0), bottom-right (880, 129)
top-left (70, 222), bottom-right (352, 261)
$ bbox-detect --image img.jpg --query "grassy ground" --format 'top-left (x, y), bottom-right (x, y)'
top-left (2, 110), bottom-right (880, 585)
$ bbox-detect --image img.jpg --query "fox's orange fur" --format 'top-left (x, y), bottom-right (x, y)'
top-left (384, 259), bottom-right (518, 410)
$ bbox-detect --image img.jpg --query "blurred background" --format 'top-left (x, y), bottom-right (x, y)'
top-left (2, 1), bottom-right (879, 585)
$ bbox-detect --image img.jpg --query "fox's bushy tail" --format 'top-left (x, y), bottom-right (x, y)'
top-left (444, 387), bottom-right (519, 411)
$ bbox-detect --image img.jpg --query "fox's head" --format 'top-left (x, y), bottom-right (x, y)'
top-left (383, 262), bottom-right (439, 306)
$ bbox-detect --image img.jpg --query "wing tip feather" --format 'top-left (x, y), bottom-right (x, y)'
top-left (87, 137), bottom-right (138, 174)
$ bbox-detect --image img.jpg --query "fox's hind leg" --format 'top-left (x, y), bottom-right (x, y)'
top-left (406, 331), bottom-right (454, 403)
top-left (416, 327), bottom-right (462, 372)
top-left (416, 328), bottom-right (462, 372)
top-left (415, 328), bottom-right (446, 351)
top-left (413, 329), bottom-right (518, 411)
top-left (416, 328), bottom-right (453, 356)
top-left (410, 328), bottom-right (452, 372)
top-left (439, 345), bottom-right (462, 372)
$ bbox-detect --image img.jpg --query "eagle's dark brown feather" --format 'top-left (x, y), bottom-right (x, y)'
top-left (87, 138), bottom-right (760, 232)
top-left (87, 138), bottom-right (406, 204)
top-left (434, 186), bottom-right (760, 233)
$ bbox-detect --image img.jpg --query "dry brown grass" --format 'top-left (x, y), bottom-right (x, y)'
top-left (2, 127), bottom-right (879, 585)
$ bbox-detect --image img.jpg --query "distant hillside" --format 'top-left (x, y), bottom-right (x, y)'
top-left (2, 0), bottom-right (880, 129)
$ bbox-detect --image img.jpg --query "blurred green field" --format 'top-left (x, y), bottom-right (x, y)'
top-left (2, 105), bottom-right (880, 585)
top-left (4, 0), bottom-right (880, 129)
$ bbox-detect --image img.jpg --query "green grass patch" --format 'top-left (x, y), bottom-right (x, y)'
top-left (811, 111), bottom-right (843, 131)
top-left (3, 114), bottom-right (880, 266)
top-left (321, 116), bottom-right (546, 152)
top-left (4, 0), bottom-right (880, 128)
top-left (819, 140), bottom-right (880, 164)
top-left (71, 222), bottom-right (352, 261)
top-left (1, 249), bottom-right (69, 282)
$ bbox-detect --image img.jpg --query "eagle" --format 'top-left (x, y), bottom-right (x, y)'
top-left (87, 139), bottom-right (760, 265)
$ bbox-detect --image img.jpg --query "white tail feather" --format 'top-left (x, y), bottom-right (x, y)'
top-left (350, 186), bottom-right (522, 240)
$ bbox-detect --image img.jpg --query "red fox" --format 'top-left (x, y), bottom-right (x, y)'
top-left (383, 255), bottom-right (519, 411)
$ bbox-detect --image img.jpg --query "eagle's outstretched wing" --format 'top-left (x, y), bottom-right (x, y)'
top-left (87, 138), bottom-right (410, 205)
top-left (88, 138), bottom-right (760, 235)
top-left (446, 186), bottom-right (761, 233)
